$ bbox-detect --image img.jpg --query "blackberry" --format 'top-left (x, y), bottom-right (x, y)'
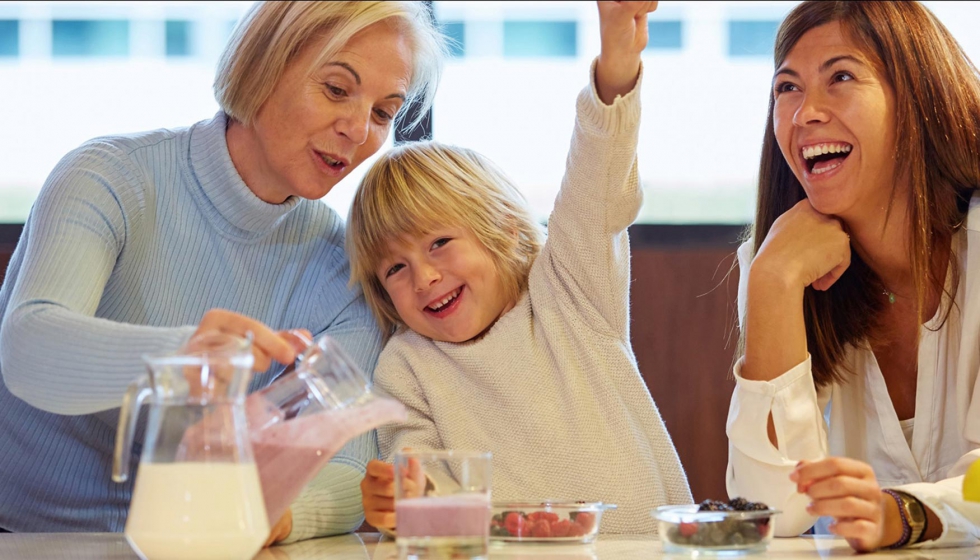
top-left (698, 499), bottom-right (732, 512)
top-left (728, 497), bottom-right (750, 511)
top-left (744, 501), bottom-right (770, 512)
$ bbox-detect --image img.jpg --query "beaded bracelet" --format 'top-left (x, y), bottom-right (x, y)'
top-left (882, 489), bottom-right (912, 549)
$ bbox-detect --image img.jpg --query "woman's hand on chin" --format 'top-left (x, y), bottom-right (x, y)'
top-left (752, 198), bottom-right (852, 293)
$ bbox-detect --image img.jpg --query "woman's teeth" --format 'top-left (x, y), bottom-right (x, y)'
top-left (811, 160), bottom-right (844, 174)
top-left (803, 142), bottom-right (852, 175)
top-left (428, 288), bottom-right (461, 311)
top-left (802, 143), bottom-right (852, 160)
top-left (319, 153), bottom-right (343, 167)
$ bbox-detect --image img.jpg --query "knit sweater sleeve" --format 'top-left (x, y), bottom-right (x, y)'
top-left (374, 336), bottom-right (442, 462)
top-left (0, 141), bottom-right (195, 415)
top-left (539, 58), bottom-right (643, 339)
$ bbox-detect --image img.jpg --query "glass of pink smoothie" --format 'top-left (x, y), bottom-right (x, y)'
top-left (394, 450), bottom-right (492, 560)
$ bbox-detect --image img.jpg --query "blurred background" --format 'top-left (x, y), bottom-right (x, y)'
top-left (2, 0), bottom-right (979, 502)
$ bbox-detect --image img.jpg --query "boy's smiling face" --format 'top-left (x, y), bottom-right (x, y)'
top-left (377, 226), bottom-right (517, 343)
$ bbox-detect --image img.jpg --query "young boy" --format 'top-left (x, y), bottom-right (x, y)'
top-left (348, 1), bottom-right (691, 534)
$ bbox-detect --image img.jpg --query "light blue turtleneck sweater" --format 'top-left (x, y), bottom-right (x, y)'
top-left (0, 112), bottom-right (383, 539)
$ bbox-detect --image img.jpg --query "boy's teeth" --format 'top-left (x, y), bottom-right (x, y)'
top-left (802, 143), bottom-right (852, 160)
top-left (429, 288), bottom-right (460, 311)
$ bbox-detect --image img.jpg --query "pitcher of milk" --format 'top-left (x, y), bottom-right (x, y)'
top-left (112, 332), bottom-right (269, 560)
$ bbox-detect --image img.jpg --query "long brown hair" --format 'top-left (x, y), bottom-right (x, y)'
top-left (747, 1), bottom-right (980, 386)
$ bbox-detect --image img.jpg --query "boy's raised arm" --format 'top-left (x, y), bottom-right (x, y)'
top-left (534, 2), bottom-right (658, 338)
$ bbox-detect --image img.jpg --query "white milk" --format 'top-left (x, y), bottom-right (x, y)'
top-left (125, 462), bottom-right (269, 560)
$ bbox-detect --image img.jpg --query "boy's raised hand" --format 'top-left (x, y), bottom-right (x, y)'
top-left (595, 1), bottom-right (658, 104)
top-left (362, 460), bottom-right (397, 530)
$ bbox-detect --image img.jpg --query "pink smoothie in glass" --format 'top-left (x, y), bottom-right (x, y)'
top-left (396, 494), bottom-right (491, 538)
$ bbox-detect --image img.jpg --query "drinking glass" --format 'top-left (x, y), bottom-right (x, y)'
top-left (394, 450), bottom-right (492, 560)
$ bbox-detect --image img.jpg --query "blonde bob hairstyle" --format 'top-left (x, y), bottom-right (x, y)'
top-left (215, 1), bottom-right (446, 130)
top-left (347, 142), bottom-right (545, 339)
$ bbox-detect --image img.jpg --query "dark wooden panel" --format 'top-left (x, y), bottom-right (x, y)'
top-left (0, 246), bottom-right (13, 287)
top-left (0, 224), bottom-right (22, 287)
top-left (629, 242), bottom-right (742, 504)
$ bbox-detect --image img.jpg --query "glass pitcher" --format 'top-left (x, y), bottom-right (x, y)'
top-left (247, 334), bottom-right (408, 527)
top-left (113, 332), bottom-right (269, 560)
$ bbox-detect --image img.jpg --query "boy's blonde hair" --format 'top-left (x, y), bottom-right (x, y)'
top-left (215, 1), bottom-right (446, 130)
top-left (347, 142), bottom-right (545, 338)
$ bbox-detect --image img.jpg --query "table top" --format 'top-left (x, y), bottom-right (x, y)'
top-left (0, 532), bottom-right (977, 559)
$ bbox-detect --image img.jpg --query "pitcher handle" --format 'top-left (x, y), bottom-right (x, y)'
top-left (112, 375), bottom-right (153, 483)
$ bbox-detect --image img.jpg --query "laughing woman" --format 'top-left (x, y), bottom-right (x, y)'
top-left (727, 0), bottom-right (980, 552)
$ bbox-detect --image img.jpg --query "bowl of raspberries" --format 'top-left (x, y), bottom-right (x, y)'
top-left (652, 497), bottom-right (779, 554)
top-left (489, 501), bottom-right (616, 543)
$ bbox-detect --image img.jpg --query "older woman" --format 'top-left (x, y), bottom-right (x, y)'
top-left (727, 0), bottom-right (980, 552)
top-left (0, 1), bottom-right (444, 545)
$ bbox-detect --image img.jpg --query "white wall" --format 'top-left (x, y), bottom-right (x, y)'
top-left (2, 1), bottom-right (979, 224)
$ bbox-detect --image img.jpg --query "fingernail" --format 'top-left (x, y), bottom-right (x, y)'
top-left (805, 502), bottom-right (814, 513)
top-left (789, 470), bottom-right (799, 482)
top-left (289, 329), bottom-right (313, 345)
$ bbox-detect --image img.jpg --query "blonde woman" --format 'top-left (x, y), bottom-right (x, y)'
top-left (728, 0), bottom-right (980, 551)
top-left (0, 1), bottom-right (444, 545)
top-left (349, 1), bottom-right (692, 535)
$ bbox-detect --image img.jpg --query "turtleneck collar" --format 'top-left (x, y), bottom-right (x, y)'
top-left (187, 111), bottom-right (301, 238)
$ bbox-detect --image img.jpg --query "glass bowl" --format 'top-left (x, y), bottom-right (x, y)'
top-left (490, 501), bottom-right (616, 544)
top-left (652, 504), bottom-right (780, 555)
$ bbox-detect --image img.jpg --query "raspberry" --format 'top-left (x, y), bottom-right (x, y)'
top-left (679, 522), bottom-right (699, 537)
top-left (528, 511), bottom-right (560, 524)
top-left (551, 519), bottom-right (571, 537)
top-left (573, 512), bottom-right (596, 532)
top-left (530, 519), bottom-right (552, 538)
top-left (566, 522), bottom-right (587, 538)
top-left (504, 512), bottom-right (527, 536)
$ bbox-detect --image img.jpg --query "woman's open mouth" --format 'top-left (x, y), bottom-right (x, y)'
top-left (314, 150), bottom-right (348, 176)
top-left (802, 142), bottom-right (852, 176)
top-left (424, 286), bottom-right (463, 318)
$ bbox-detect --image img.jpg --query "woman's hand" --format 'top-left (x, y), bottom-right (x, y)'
top-left (263, 508), bottom-right (293, 547)
top-left (595, 1), bottom-right (658, 104)
top-left (792, 458), bottom-right (900, 552)
top-left (752, 198), bottom-right (851, 292)
top-left (193, 309), bottom-right (311, 372)
top-left (742, 198), bottom-right (849, 385)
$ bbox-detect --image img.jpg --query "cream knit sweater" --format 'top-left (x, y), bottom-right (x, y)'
top-left (376, 65), bottom-right (693, 534)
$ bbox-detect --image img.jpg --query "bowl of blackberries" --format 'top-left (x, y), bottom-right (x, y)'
top-left (652, 498), bottom-right (779, 555)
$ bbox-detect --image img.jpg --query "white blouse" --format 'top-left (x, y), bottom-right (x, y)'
top-left (726, 195), bottom-right (980, 548)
